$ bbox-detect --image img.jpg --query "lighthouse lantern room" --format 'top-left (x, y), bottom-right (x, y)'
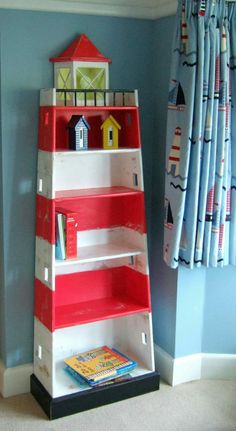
top-left (50, 34), bottom-right (111, 102)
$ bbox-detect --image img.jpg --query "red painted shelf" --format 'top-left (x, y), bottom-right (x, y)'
top-left (39, 106), bottom-right (141, 151)
top-left (35, 266), bottom-right (151, 331)
top-left (36, 189), bottom-right (146, 244)
top-left (55, 186), bottom-right (141, 199)
top-left (55, 297), bottom-right (150, 329)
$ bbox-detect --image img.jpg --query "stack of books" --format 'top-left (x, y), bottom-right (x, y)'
top-left (64, 345), bottom-right (137, 387)
top-left (55, 208), bottom-right (79, 260)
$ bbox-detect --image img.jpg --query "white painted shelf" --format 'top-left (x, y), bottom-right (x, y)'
top-left (56, 148), bottom-right (141, 156)
top-left (55, 242), bottom-right (144, 266)
top-left (38, 149), bottom-right (143, 198)
top-left (55, 354), bottom-right (153, 398)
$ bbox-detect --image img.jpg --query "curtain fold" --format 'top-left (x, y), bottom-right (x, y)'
top-left (164, 0), bottom-right (236, 269)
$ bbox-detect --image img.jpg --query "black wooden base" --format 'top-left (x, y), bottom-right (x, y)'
top-left (31, 371), bottom-right (160, 420)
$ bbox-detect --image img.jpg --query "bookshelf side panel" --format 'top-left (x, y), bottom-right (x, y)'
top-left (114, 312), bottom-right (155, 373)
top-left (37, 151), bottom-right (54, 199)
top-left (38, 107), bottom-right (56, 152)
top-left (34, 318), bottom-right (54, 396)
top-left (35, 237), bottom-right (55, 290)
top-left (36, 195), bottom-right (55, 244)
top-left (35, 279), bottom-right (54, 331)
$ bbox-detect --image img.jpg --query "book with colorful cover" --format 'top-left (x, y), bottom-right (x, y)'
top-left (56, 207), bottom-right (79, 259)
top-left (64, 366), bottom-right (90, 389)
top-left (65, 365), bottom-right (132, 388)
top-left (64, 346), bottom-right (137, 386)
top-left (93, 373), bottom-right (132, 387)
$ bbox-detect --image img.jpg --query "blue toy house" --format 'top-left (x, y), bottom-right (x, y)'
top-left (68, 115), bottom-right (90, 150)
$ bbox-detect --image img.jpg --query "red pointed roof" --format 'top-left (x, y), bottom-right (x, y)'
top-left (50, 34), bottom-right (111, 63)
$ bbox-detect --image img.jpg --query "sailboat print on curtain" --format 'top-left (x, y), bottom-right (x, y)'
top-left (163, 0), bottom-right (236, 268)
top-left (168, 81), bottom-right (186, 111)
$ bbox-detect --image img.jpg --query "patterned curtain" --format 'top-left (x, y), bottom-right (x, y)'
top-left (164, 0), bottom-right (236, 269)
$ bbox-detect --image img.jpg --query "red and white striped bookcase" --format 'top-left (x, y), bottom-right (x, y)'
top-left (31, 88), bottom-right (160, 419)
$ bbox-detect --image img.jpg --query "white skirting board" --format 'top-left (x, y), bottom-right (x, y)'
top-left (0, 361), bottom-right (33, 398)
top-left (154, 344), bottom-right (236, 386)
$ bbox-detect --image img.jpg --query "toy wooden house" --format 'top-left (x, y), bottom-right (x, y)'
top-left (101, 115), bottom-right (121, 149)
top-left (68, 115), bottom-right (90, 150)
top-left (50, 34), bottom-right (111, 100)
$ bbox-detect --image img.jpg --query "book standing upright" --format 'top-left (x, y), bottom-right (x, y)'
top-left (31, 34), bottom-right (160, 420)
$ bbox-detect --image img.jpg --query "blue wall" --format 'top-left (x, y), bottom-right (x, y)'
top-left (0, 8), bottom-right (236, 370)
top-left (0, 32), bottom-right (5, 362)
top-left (0, 9), bottom-right (155, 367)
top-left (202, 266), bottom-right (236, 354)
top-left (175, 267), bottom-right (205, 357)
top-left (150, 15), bottom-right (178, 357)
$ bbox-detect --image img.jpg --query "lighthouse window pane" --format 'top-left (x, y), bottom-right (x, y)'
top-left (56, 68), bottom-right (72, 103)
top-left (57, 68), bottom-right (72, 90)
top-left (76, 67), bottom-right (106, 102)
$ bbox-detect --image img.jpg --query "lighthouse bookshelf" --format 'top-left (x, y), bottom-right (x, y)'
top-left (31, 35), bottom-right (159, 420)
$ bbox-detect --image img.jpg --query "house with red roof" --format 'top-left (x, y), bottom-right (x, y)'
top-left (50, 34), bottom-right (111, 98)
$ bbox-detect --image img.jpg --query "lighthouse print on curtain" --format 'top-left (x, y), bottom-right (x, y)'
top-left (164, 0), bottom-right (236, 269)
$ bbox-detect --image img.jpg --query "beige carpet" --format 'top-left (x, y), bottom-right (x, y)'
top-left (0, 379), bottom-right (236, 430)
